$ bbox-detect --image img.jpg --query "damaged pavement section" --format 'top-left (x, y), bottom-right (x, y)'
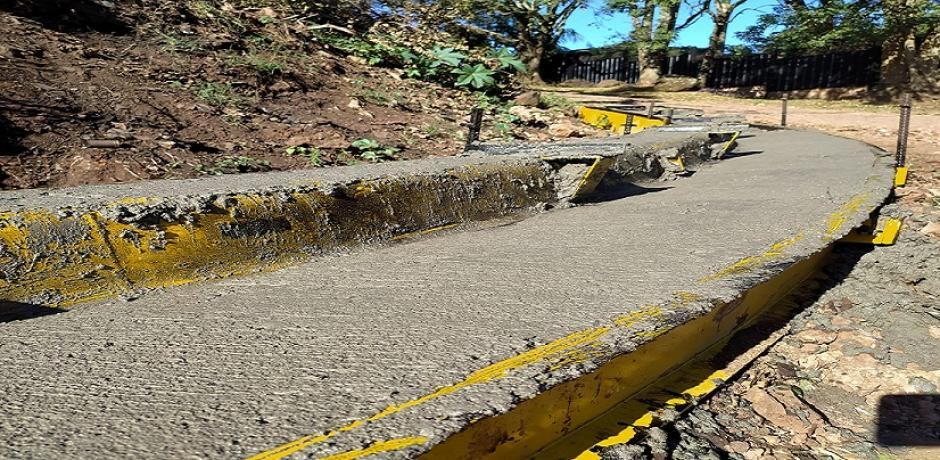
top-left (600, 214), bottom-right (940, 460)
top-left (0, 130), bottom-right (724, 308)
top-left (0, 129), bottom-right (896, 459)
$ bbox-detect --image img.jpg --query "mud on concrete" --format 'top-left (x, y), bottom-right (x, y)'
top-left (608, 209), bottom-right (940, 460)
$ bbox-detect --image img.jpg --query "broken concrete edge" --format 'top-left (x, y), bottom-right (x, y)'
top-left (0, 131), bottom-right (723, 310)
top-left (542, 247), bottom-right (836, 460)
top-left (245, 133), bottom-right (895, 460)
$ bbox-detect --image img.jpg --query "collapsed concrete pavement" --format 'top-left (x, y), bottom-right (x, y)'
top-left (0, 129), bottom-right (895, 459)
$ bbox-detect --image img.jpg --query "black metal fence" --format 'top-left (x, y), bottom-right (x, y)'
top-left (707, 48), bottom-right (881, 91)
top-left (546, 52), bottom-right (701, 84)
top-left (547, 48), bottom-right (882, 91)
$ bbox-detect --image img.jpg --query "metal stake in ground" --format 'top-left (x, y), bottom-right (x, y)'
top-left (647, 102), bottom-right (656, 118)
top-left (896, 93), bottom-right (912, 167)
top-left (781, 94), bottom-right (788, 127)
top-left (665, 108), bottom-right (674, 125)
top-left (624, 114), bottom-right (635, 135)
top-left (466, 107), bottom-right (483, 149)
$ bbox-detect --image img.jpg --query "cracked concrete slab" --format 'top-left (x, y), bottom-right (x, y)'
top-left (0, 130), bottom-right (894, 459)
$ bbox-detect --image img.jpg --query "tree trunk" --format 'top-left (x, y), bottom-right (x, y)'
top-left (639, 0), bottom-right (680, 86)
top-left (632, 4), bottom-right (657, 86)
top-left (881, 28), bottom-right (916, 91)
top-left (910, 30), bottom-right (940, 94)
top-left (517, 34), bottom-right (548, 85)
top-left (880, 0), bottom-right (939, 95)
top-left (524, 51), bottom-right (546, 84)
top-left (699, 7), bottom-right (732, 87)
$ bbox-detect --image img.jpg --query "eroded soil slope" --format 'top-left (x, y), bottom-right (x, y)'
top-left (0, 2), bottom-right (590, 189)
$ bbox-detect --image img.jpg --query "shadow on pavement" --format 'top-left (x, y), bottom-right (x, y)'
top-left (0, 300), bottom-right (66, 324)
top-left (877, 394), bottom-right (940, 446)
top-left (585, 183), bottom-right (673, 203)
top-left (722, 150), bottom-right (764, 160)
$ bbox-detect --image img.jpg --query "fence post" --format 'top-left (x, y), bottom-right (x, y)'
top-left (647, 102), bottom-right (656, 117)
top-left (665, 109), bottom-right (674, 124)
top-left (466, 107), bottom-right (483, 149)
top-left (896, 93), bottom-right (912, 167)
top-left (781, 94), bottom-right (788, 127)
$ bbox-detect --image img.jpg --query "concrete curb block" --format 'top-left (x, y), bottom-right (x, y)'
top-left (0, 131), bottom-right (722, 309)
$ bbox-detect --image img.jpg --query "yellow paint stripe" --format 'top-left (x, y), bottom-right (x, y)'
top-left (698, 233), bottom-right (804, 283)
top-left (319, 437), bottom-right (428, 460)
top-left (390, 223), bottom-right (460, 241)
top-left (247, 327), bottom-right (611, 460)
top-left (873, 218), bottom-right (902, 245)
top-left (253, 191), bottom-right (875, 459)
top-left (574, 369), bottom-right (730, 457)
top-left (824, 193), bottom-right (869, 239)
top-left (0, 164), bottom-right (557, 308)
top-left (578, 107), bottom-right (665, 135)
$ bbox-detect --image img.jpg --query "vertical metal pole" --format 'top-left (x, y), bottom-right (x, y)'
top-left (624, 114), bottom-right (635, 135)
top-left (466, 107), bottom-right (483, 149)
top-left (647, 102), bottom-right (656, 117)
top-left (780, 94), bottom-right (788, 127)
top-left (665, 108), bottom-right (674, 125)
top-left (896, 93), bottom-right (912, 167)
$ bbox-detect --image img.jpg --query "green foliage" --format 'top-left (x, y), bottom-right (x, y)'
top-left (490, 49), bottom-right (526, 72)
top-left (431, 47), bottom-right (467, 67)
top-left (321, 34), bottom-right (399, 66)
top-left (159, 33), bottom-right (202, 53)
top-left (285, 145), bottom-right (324, 166)
top-left (317, 31), bottom-right (523, 92)
top-left (350, 139), bottom-right (399, 162)
top-left (453, 64), bottom-right (495, 89)
top-left (196, 82), bottom-right (235, 107)
top-left (738, 0), bottom-right (939, 53)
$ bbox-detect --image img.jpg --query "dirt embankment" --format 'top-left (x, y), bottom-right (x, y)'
top-left (0, 2), bottom-right (594, 190)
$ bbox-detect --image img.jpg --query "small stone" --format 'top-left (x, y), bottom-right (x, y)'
top-left (269, 80), bottom-right (291, 93)
top-left (513, 90), bottom-right (541, 107)
top-left (548, 122), bottom-right (584, 139)
top-left (347, 98), bottom-right (362, 109)
top-left (728, 441), bottom-right (750, 453)
top-left (919, 221), bottom-right (940, 237)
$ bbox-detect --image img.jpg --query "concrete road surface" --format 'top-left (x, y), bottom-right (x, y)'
top-left (0, 130), bottom-right (893, 459)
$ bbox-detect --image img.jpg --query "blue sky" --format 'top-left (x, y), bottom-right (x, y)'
top-left (561, 0), bottom-right (778, 50)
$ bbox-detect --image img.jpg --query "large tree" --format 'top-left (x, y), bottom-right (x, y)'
top-left (382, 0), bottom-right (586, 82)
top-left (607, 0), bottom-right (708, 85)
top-left (739, 0), bottom-right (939, 93)
top-left (698, 0), bottom-right (750, 86)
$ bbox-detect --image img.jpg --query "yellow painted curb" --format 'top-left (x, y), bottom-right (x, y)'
top-left (894, 167), bottom-right (908, 187)
top-left (579, 107), bottom-right (666, 135)
top-left (842, 217), bottom-right (903, 246)
top-left (421, 247), bottom-right (828, 460)
top-left (0, 164), bottom-right (555, 309)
